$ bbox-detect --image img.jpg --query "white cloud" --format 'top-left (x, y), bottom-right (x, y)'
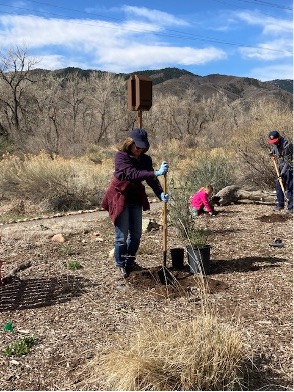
top-left (0, 15), bottom-right (122, 48)
top-left (120, 20), bottom-right (161, 35)
top-left (239, 39), bottom-right (293, 61)
top-left (122, 5), bottom-right (189, 26)
top-left (36, 54), bottom-right (69, 70)
top-left (0, 14), bottom-right (226, 72)
top-left (248, 64), bottom-right (293, 81)
top-left (235, 12), bottom-right (293, 35)
top-left (234, 11), bottom-right (293, 64)
top-left (97, 45), bottom-right (226, 72)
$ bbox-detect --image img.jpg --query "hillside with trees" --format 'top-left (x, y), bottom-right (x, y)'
top-left (0, 46), bottom-right (292, 212)
top-left (0, 48), bottom-right (292, 159)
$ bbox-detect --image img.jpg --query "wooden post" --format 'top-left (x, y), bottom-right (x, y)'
top-left (0, 260), bottom-right (3, 285)
top-left (138, 110), bottom-right (142, 128)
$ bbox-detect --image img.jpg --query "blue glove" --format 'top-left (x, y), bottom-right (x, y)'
top-left (160, 192), bottom-right (169, 202)
top-left (155, 161), bottom-right (169, 177)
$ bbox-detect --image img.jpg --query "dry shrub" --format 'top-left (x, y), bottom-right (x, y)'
top-left (86, 143), bottom-right (117, 163)
top-left (185, 149), bottom-right (236, 192)
top-left (230, 128), bottom-right (276, 189)
top-left (151, 138), bottom-right (188, 168)
top-left (81, 314), bottom-right (248, 391)
top-left (167, 148), bottom-right (237, 192)
top-left (228, 99), bottom-right (293, 189)
top-left (0, 152), bottom-right (114, 210)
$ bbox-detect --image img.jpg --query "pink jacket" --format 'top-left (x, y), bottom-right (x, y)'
top-left (190, 189), bottom-right (213, 213)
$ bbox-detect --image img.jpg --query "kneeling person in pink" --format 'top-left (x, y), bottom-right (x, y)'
top-left (190, 184), bottom-right (216, 217)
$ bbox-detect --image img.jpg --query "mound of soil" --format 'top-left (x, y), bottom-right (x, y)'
top-left (257, 213), bottom-right (292, 223)
top-left (124, 265), bottom-right (229, 299)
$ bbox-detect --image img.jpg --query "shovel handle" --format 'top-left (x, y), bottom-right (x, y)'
top-left (271, 157), bottom-right (288, 199)
top-left (163, 172), bottom-right (167, 194)
top-left (162, 173), bottom-right (167, 266)
top-left (272, 156), bottom-right (280, 177)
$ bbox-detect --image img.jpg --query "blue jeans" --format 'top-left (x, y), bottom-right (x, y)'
top-left (276, 169), bottom-right (293, 210)
top-left (114, 203), bottom-right (142, 267)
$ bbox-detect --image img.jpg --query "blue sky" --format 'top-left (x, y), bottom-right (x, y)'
top-left (0, 0), bottom-right (292, 81)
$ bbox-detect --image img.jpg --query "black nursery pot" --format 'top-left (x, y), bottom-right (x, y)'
top-left (186, 245), bottom-right (211, 275)
top-left (170, 247), bottom-right (185, 270)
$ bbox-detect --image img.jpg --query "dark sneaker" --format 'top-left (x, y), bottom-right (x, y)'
top-left (273, 206), bottom-right (284, 211)
top-left (116, 266), bottom-right (129, 278)
top-left (126, 261), bottom-right (143, 272)
top-left (269, 238), bottom-right (284, 247)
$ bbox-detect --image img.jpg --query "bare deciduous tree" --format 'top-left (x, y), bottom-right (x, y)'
top-left (0, 45), bottom-right (292, 162)
top-left (88, 72), bottom-right (128, 145)
top-left (0, 46), bottom-right (39, 145)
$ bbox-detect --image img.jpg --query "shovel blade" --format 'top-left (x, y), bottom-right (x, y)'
top-left (158, 266), bottom-right (174, 285)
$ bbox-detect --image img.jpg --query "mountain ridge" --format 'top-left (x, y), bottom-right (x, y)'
top-left (31, 66), bottom-right (293, 105)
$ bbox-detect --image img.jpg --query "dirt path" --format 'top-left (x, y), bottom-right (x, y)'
top-left (0, 202), bottom-right (162, 237)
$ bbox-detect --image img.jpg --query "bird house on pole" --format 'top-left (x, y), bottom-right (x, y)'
top-left (127, 74), bottom-right (152, 127)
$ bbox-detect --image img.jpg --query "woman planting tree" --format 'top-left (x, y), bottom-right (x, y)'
top-left (101, 128), bottom-right (169, 278)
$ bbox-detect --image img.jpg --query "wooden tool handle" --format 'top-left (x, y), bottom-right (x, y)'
top-left (271, 157), bottom-right (287, 197)
top-left (271, 156), bottom-right (280, 176)
top-left (162, 173), bottom-right (167, 266)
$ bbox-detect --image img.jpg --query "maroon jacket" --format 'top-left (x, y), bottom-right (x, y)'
top-left (101, 151), bottom-right (163, 224)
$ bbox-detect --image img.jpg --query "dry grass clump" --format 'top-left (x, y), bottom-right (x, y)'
top-left (81, 314), bottom-right (249, 391)
top-left (0, 152), bottom-right (114, 211)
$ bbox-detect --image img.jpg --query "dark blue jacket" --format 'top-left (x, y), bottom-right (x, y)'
top-left (270, 137), bottom-right (293, 175)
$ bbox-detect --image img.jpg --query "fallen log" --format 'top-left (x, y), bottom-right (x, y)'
top-left (212, 185), bottom-right (275, 206)
top-left (237, 189), bottom-right (275, 204)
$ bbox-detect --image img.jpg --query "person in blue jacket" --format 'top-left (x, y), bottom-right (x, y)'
top-left (102, 128), bottom-right (169, 278)
top-left (268, 130), bottom-right (293, 213)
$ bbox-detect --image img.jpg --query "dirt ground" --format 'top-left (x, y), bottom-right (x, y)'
top-left (0, 202), bottom-right (293, 391)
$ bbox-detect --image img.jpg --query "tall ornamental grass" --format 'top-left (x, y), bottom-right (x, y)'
top-left (81, 314), bottom-right (249, 391)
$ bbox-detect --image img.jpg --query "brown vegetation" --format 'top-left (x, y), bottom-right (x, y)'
top-left (0, 48), bottom-right (292, 158)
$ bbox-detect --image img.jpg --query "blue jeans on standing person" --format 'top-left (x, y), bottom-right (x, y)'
top-left (276, 169), bottom-right (293, 211)
top-left (114, 203), bottom-right (142, 267)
